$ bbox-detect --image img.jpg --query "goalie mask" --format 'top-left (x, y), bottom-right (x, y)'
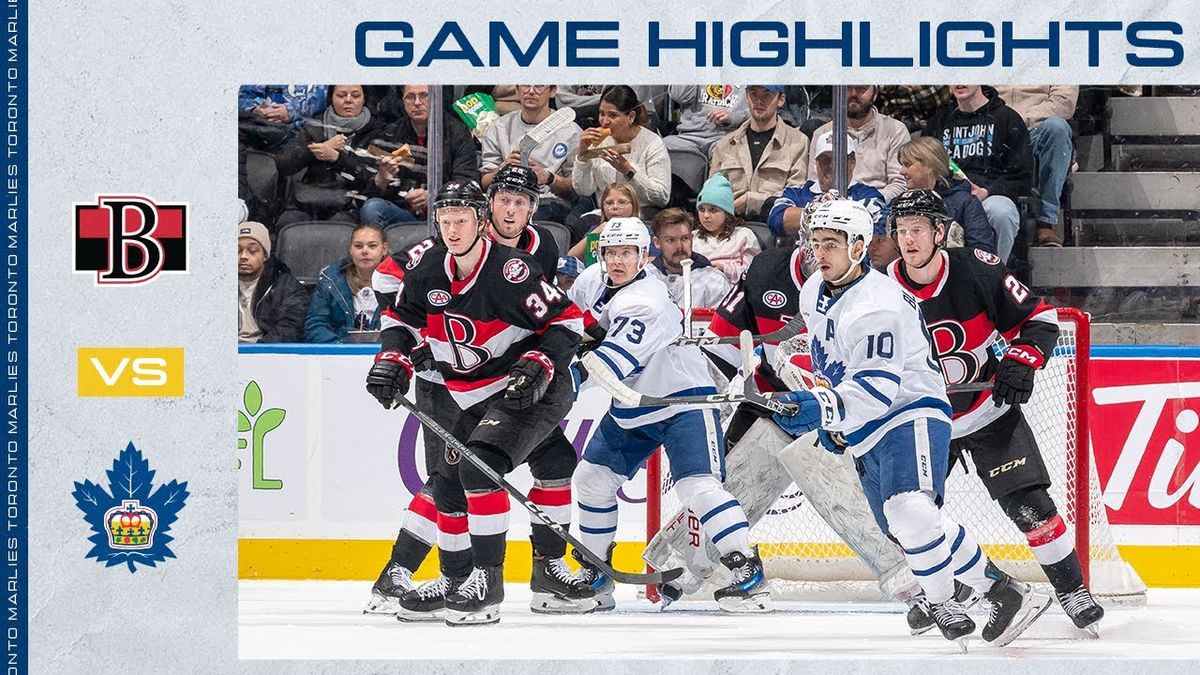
top-left (887, 188), bottom-right (950, 270)
top-left (597, 217), bottom-right (651, 287)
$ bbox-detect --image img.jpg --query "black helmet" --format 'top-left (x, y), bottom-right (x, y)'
top-left (433, 180), bottom-right (487, 220)
top-left (489, 164), bottom-right (541, 221)
top-left (886, 189), bottom-right (950, 233)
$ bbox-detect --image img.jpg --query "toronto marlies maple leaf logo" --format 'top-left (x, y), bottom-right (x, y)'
top-left (809, 337), bottom-right (846, 388)
top-left (71, 442), bottom-right (189, 573)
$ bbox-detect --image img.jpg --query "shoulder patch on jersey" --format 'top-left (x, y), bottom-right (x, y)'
top-left (502, 258), bottom-right (530, 284)
top-left (552, 142), bottom-right (568, 158)
top-left (974, 249), bottom-right (1001, 266)
top-left (762, 289), bottom-right (787, 309)
top-left (427, 289), bottom-right (451, 307)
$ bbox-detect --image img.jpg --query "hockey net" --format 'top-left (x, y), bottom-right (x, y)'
top-left (645, 307), bottom-right (1147, 603)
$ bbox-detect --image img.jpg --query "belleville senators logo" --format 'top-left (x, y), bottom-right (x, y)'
top-left (74, 195), bottom-right (188, 285)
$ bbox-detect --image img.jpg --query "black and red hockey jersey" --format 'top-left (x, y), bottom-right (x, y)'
top-left (516, 224), bottom-right (560, 281)
top-left (386, 238), bottom-right (583, 408)
top-left (705, 246), bottom-right (810, 392)
top-left (886, 247), bottom-right (1059, 437)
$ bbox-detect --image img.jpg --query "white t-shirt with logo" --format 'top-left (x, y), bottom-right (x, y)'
top-left (480, 109), bottom-right (582, 206)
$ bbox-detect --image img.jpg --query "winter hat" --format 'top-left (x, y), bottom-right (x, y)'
top-left (697, 173), bottom-right (735, 216)
top-left (238, 221), bottom-right (271, 258)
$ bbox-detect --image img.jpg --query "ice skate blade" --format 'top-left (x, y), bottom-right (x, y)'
top-left (396, 608), bottom-right (445, 623)
top-left (362, 596), bottom-right (399, 615)
top-left (443, 608), bottom-right (500, 626)
top-left (953, 637), bottom-right (969, 653)
top-left (1082, 623), bottom-right (1100, 639)
top-left (910, 623), bottom-right (935, 637)
top-left (717, 593), bottom-right (774, 614)
top-left (529, 592), bottom-right (599, 615)
top-left (987, 591), bottom-right (1052, 647)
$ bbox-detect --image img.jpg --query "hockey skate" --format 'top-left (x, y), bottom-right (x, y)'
top-left (572, 544), bottom-right (616, 612)
top-left (980, 564), bottom-right (1052, 646)
top-left (530, 555), bottom-right (598, 615)
top-left (1056, 584), bottom-right (1104, 637)
top-left (906, 581), bottom-right (978, 635)
top-left (362, 561), bottom-right (415, 615)
top-left (712, 549), bottom-right (773, 613)
top-left (396, 576), bottom-right (453, 622)
top-left (657, 582), bottom-right (684, 609)
top-left (444, 566), bottom-right (504, 626)
top-left (929, 599), bottom-right (976, 651)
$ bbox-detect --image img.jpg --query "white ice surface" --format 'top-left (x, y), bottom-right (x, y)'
top-left (240, 581), bottom-right (1200, 668)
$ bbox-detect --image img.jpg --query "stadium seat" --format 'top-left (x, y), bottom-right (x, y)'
top-left (274, 221), bottom-right (357, 286)
top-left (743, 222), bottom-right (777, 251)
top-left (385, 222), bottom-right (433, 253)
top-left (534, 221), bottom-right (572, 255)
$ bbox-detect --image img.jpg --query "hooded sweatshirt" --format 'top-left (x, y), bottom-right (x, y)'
top-left (927, 90), bottom-right (1034, 204)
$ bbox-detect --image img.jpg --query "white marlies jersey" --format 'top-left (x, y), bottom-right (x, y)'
top-left (798, 267), bottom-right (954, 458)
top-left (569, 265), bottom-right (719, 428)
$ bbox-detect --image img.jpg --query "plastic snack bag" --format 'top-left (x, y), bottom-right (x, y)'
top-left (453, 93), bottom-right (501, 140)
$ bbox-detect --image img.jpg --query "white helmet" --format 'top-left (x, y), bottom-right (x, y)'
top-left (807, 199), bottom-right (873, 283)
top-left (598, 217), bottom-right (650, 282)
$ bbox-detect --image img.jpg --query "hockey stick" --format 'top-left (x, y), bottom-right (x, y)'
top-left (670, 312), bottom-right (806, 347)
top-left (583, 331), bottom-right (801, 415)
top-left (389, 396), bottom-right (683, 586)
top-left (680, 258), bottom-right (694, 338)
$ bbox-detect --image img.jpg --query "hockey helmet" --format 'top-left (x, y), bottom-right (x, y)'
top-left (598, 217), bottom-right (651, 281)
top-left (807, 199), bottom-right (874, 244)
top-left (887, 188), bottom-right (950, 234)
top-left (433, 180), bottom-right (488, 220)
top-left (489, 164), bottom-right (542, 205)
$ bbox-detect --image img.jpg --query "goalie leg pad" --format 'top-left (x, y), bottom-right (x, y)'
top-left (673, 475), bottom-right (751, 558)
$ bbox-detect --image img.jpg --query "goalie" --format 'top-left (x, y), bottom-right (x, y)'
top-left (643, 196), bottom-right (925, 619)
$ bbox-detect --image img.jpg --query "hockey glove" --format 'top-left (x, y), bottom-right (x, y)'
top-left (771, 390), bottom-right (823, 438)
top-left (410, 340), bottom-right (436, 374)
top-left (506, 350), bottom-right (555, 409)
top-left (817, 429), bottom-right (847, 455)
top-left (992, 344), bottom-right (1044, 407)
top-left (365, 350), bottom-right (413, 409)
top-left (578, 322), bottom-right (608, 355)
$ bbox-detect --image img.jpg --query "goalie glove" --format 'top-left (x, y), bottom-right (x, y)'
top-left (992, 343), bottom-right (1044, 407)
top-left (365, 350), bottom-right (413, 409)
top-left (506, 350), bottom-right (555, 409)
top-left (770, 390), bottom-right (823, 438)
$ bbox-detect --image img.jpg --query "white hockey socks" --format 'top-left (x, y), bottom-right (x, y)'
top-left (884, 491), bottom-right (957, 604)
top-left (573, 461), bottom-right (626, 556)
top-left (940, 513), bottom-right (993, 594)
top-left (674, 476), bottom-right (751, 557)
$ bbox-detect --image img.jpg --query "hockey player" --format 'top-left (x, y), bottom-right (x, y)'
top-left (772, 199), bottom-right (1050, 647)
top-left (364, 179), bottom-right (595, 620)
top-left (884, 188), bottom-right (1104, 633)
top-left (644, 202), bottom-right (922, 609)
top-left (486, 164), bottom-right (562, 274)
top-left (569, 217), bottom-right (771, 613)
top-left (364, 180), bottom-right (596, 625)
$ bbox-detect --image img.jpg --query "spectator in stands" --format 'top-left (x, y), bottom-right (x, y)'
top-left (480, 85), bottom-right (581, 224)
top-left (272, 85), bottom-right (383, 229)
top-left (692, 173), bottom-right (761, 283)
top-left (897, 136), bottom-right (996, 253)
top-left (992, 86), bottom-right (1080, 247)
top-left (646, 208), bottom-right (731, 309)
top-left (303, 223), bottom-right (389, 343)
top-left (557, 85), bottom-right (665, 131)
top-left (572, 85), bottom-right (672, 220)
top-left (238, 85), bottom-right (329, 131)
top-left (663, 85), bottom-right (748, 206)
top-left (567, 181), bottom-right (640, 261)
top-left (708, 85), bottom-right (810, 222)
top-left (768, 131), bottom-right (888, 238)
top-left (875, 86), bottom-right (952, 134)
top-left (809, 86), bottom-right (910, 201)
top-left (358, 84), bottom-right (481, 227)
top-left (927, 85), bottom-right (1034, 263)
top-left (238, 221), bottom-right (308, 343)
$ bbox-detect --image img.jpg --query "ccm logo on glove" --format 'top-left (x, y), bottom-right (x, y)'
top-left (1003, 344), bottom-right (1044, 369)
